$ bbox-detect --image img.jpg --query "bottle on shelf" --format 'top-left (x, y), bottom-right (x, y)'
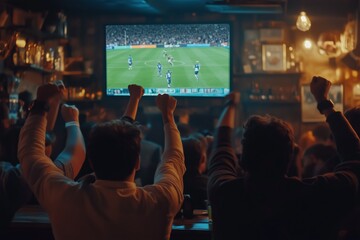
top-left (248, 82), bottom-right (261, 100)
top-left (44, 47), bottom-right (54, 70)
top-left (7, 75), bottom-right (20, 123)
top-left (286, 46), bottom-right (297, 72)
top-left (57, 11), bottom-right (68, 38)
top-left (34, 42), bottom-right (43, 67)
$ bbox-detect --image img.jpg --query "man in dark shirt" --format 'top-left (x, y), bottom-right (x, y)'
top-left (207, 76), bottom-right (360, 240)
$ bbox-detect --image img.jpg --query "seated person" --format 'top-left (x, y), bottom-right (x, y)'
top-left (135, 138), bottom-right (162, 186)
top-left (134, 108), bottom-right (163, 186)
top-left (182, 135), bottom-right (208, 209)
top-left (312, 122), bottom-right (334, 145)
top-left (18, 84), bottom-right (185, 240)
top-left (301, 143), bottom-right (339, 178)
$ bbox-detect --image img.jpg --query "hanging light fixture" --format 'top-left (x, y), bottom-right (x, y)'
top-left (296, 11), bottom-right (311, 31)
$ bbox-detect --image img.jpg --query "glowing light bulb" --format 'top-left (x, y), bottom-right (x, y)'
top-left (296, 11), bottom-right (311, 32)
top-left (15, 34), bottom-right (26, 48)
top-left (303, 39), bottom-right (312, 49)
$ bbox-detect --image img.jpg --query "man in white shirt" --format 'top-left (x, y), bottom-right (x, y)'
top-left (18, 83), bottom-right (185, 240)
top-left (1, 83), bottom-right (85, 230)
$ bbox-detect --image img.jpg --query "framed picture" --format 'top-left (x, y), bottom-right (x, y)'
top-left (259, 28), bottom-right (285, 42)
top-left (353, 83), bottom-right (360, 99)
top-left (301, 84), bottom-right (343, 122)
top-left (244, 29), bottom-right (259, 42)
top-left (262, 44), bottom-right (286, 72)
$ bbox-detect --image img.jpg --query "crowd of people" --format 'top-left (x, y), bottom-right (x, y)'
top-left (106, 24), bottom-right (230, 47)
top-left (0, 75), bottom-right (359, 239)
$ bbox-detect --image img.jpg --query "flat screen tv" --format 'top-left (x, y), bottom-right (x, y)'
top-left (104, 23), bottom-right (231, 97)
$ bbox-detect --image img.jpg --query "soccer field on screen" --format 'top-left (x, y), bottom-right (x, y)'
top-left (106, 47), bottom-right (230, 89)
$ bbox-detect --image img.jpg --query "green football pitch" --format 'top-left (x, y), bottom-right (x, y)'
top-left (106, 47), bottom-right (230, 89)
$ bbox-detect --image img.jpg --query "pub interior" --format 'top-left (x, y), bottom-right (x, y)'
top-left (0, 0), bottom-right (360, 239)
top-left (0, 0), bottom-right (359, 139)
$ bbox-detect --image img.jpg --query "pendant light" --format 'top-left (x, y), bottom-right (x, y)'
top-left (296, 11), bottom-right (311, 32)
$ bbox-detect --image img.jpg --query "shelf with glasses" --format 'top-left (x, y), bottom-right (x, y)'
top-left (1, 23), bottom-right (69, 79)
top-left (237, 68), bottom-right (303, 132)
top-left (0, 26), bottom-right (69, 42)
top-left (237, 70), bottom-right (302, 103)
top-left (11, 63), bottom-right (55, 74)
top-left (11, 65), bottom-right (92, 80)
top-left (62, 71), bottom-right (92, 78)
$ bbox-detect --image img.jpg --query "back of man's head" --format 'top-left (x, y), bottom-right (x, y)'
top-left (302, 143), bottom-right (338, 176)
top-left (312, 123), bottom-right (332, 143)
top-left (182, 137), bottom-right (205, 174)
top-left (88, 119), bottom-right (141, 181)
top-left (241, 115), bottom-right (295, 177)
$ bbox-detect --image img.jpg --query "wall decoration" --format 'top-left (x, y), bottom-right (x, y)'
top-left (262, 44), bottom-right (286, 72)
top-left (301, 84), bottom-right (343, 122)
top-left (259, 28), bottom-right (285, 42)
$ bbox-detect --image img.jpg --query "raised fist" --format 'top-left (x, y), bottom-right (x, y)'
top-left (61, 104), bottom-right (79, 123)
top-left (156, 94), bottom-right (177, 115)
top-left (36, 81), bottom-right (66, 104)
top-left (128, 84), bottom-right (144, 100)
top-left (310, 76), bottom-right (332, 102)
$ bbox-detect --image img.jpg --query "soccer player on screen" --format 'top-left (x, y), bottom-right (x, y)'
top-left (128, 55), bottom-right (133, 70)
top-left (194, 61), bottom-right (200, 80)
top-left (157, 62), bottom-right (162, 77)
top-left (168, 56), bottom-right (173, 66)
top-left (166, 70), bottom-right (172, 88)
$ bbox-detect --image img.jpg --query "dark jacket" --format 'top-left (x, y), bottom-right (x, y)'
top-left (207, 111), bottom-right (360, 240)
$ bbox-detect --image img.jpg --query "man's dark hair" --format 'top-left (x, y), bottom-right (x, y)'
top-left (182, 137), bottom-right (204, 173)
top-left (302, 143), bottom-right (338, 177)
top-left (312, 123), bottom-right (332, 142)
top-left (241, 115), bottom-right (295, 177)
top-left (87, 119), bottom-right (141, 181)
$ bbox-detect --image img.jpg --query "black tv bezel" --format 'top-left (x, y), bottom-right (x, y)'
top-left (102, 21), bottom-right (233, 100)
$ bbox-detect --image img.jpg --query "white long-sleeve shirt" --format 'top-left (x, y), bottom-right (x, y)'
top-left (18, 113), bottom-right (185, 240)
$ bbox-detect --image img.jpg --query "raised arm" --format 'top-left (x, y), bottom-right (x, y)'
top-left (207, 92), bottom-right (241, 198)
top-left (211, 91), bottom-right (240, 154)
top-left (18, 82), bottom-right (66, 190)
top-left (217, 92), bottom-right (240, 128)
top-left (310, 76), bottom-right (360, 161)
top-left (153, 94), bottom-right (185, 208)
top-left (46, 80), bottom-right (65, 132)
top-left (123, 84), bottom-right (144, 120)
top-left (156, 94), bottom-right (177, 125)
top-left (53, 104), bottom-right (86, 179)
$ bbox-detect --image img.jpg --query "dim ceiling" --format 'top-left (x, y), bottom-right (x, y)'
top-left (3, 0), bottom-right (359, 17)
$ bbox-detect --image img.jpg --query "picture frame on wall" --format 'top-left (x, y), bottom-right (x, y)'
top-left (259, 28), bottom-right (285, 42)
top-left (301, 84), bottom-right (344, 122)
top-left (353, 83), bottom-right (360, 99)
top-left (262, 44), bottom-right (286, 72)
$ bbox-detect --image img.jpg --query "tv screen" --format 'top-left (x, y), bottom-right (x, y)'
top-left (104, 23), bottom-right (231, 97)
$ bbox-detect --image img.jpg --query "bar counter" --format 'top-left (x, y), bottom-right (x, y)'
top-left (1, 205), bottom-right (212, 240)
